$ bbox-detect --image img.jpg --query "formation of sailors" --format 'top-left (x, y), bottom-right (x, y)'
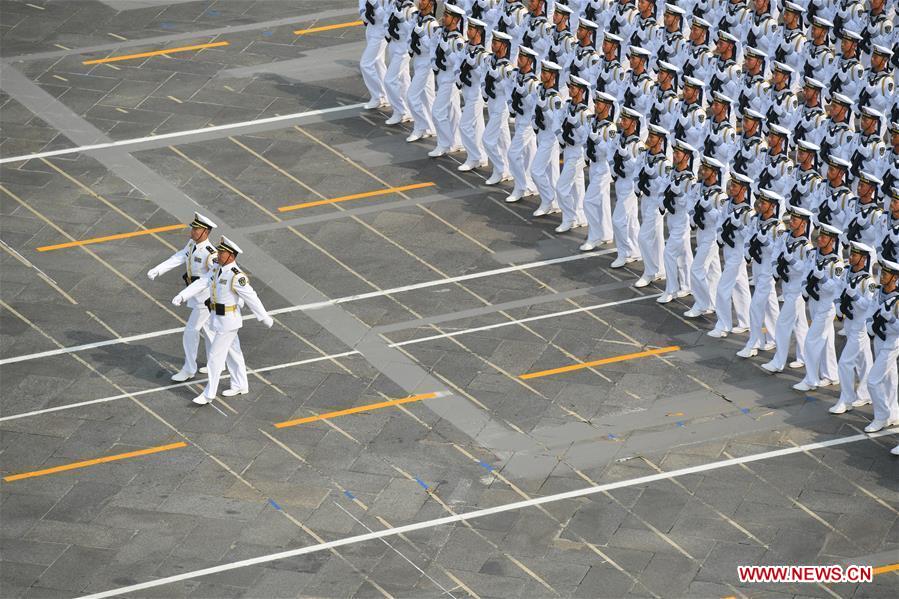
top-left (357, 0), bottom-right (899, 455)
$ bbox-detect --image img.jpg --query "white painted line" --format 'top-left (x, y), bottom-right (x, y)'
top-left (0, 103), bottom-right (366, 164)
top-left (0, 286), bottom-right (641, 422)
top-left (77, 428), bottom-right (899, 599)
top-left (0, 249), bottom-right (613, 366)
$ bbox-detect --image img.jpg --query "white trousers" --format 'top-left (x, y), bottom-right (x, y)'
top-left (384, 47), bottom-right (410, 116)
top-left (509, 121), bottom-right (537, 195)
top-left (714, 251), bottom-right (751, 332)
top-left (690, 232), bottom-right (721, 311)
top-left (583, 166), bottom-right (612, 244)
top-left (801, 304), bottom-right (839, 385)
top-left (638, 201), bottom-right (665, 279)
top-left (556, 150), bottom-right (585, 227)
top-left (867, 339), bottom-right (899, 422)
top-left (837, 323), bottom-right (872, 404)
top-left (768, 287), bottom-right (807, 369)
top-left (182, 305), bottom-right (213, 375)
top-left (433, 76), bottom-right (461, 150)
top-left (459, 92), bottom-right (485, 163)
top-left (203, 329), bottom-right (247, 399)
top-left (483, 104), bottom-right (511, 177)
top-left (531, 133), bottom-right (559, 207)
top-left (360, 30), bottom-right (387, 103)
top-left (612, 181), bottom-right (640, 261)
top-left (407, 59), bottom-right (435, 134)
top-left (663, 221), bottom-right (693, 296)
top-left (744, 273), bottom-right (778, 349)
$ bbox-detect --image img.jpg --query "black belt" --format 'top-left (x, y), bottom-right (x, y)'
top-left (182, 274), bottom-right (200, 286)
top-left (212, 303), bottom-right (237, 315)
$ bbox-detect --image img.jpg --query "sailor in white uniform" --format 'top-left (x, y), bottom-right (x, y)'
top-left (865, 258), bottom-right (899, 434)
top-left (684, 155), bottom-right (727, 317)
top-left (830, 241), bottom-right (878, 413)
top-left (554, 74), bottom-right (591, 232)
top-left (428, 3), bottom-right (466, 158)
top-left (709, 173), bottom-right (754, 338)
top-left (633, 124), bottom-right (671, 288)
top-left (507, 46), bottom-right (541, 203)
top-left (174, 237), bottom-right (273, 405)
top-left (405, 0), bottom-right (438, 142)
top-left (581, 91), bottom-right (619, 251)
top-left (147, 212), bottom-right (219, 382)
top-left (611, 107), bottom-right (645, 268)
top-left (762, 206), bottom-right (814, 373)
top-left (482, 30), bottom-right (516, 184)
top-left (657, 139), bottom-right (697, 304)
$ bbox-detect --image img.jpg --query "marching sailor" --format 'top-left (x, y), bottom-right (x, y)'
top-left (795, 76), bottom-right (828, 146)
top-left (773, 2), bottom-right (807, 73)
top-left (147, 213), bottom-right (219, 382)
top-left (384, 0), bottom-right (416, 125)
top-left (581, 91), bottom-right (619, 251)
top-left (845, 172), bottom-right (886, 248)
top-left (530, 59), bottom-right (564, 210)
top-left (507, 46), bottom-right (540, 203)
top-left (483, 30), bottom-right (516, 184)
top-left (709, 173), bottom-right (755, 338)
top-left (866, 258), bottom-right (899, 435)
top-left (794, 223), bottom-right (845, 391)
top-left (703, 93), bottom-right (738, 169)
top-left (554, 74), bottom-right (591, 233)
top-left (789, 140), bottom-right (826, 211)
top-left (830, 241), bottom-right (878, 413)
top-left (878, 187), bottom-right (899, 262)
top-left (174, 237), bottom-right (273, 405)
top-left (428, 3), bottom-right (466, 158)
top-left (858, 45), bottom-right (896, 117)
top-left (762, 206), bottom-right (814, 373)
top-left (657, 139), bottom-right (697, 304)
top-left (684, 155), bottom-right (727, 317)
top-left (737, 189), bottom-right (784, 358)
top-left (634, 124), bottom-right (671, 287)
top-left (457, 17), bottom-right (490, 172)
top-left (621, 45), bottom-right (655, 115)
top-left (611, 107), bottom-right (645, 268)
top-left (360, 0), bottom-right (389, 109)
top-left (830, 27), bottom-right (866, 102)
top-left (816, 156), bottom-right (854, 230)
top-left (405, 0), bottom-right (438, 142)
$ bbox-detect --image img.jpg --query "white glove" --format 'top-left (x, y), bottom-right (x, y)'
top-left (261, 315), bottom-right (274, 328)
top-left (147, 268), bottom-right (159, 280)
top-left (172, 295), bottom-right (184, 307)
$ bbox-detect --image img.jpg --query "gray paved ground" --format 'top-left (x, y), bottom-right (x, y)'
top-left (1, 1), bottom-right (897, 598)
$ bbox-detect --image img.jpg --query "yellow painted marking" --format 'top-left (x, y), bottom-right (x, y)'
top-left (278, 182), bottom-right (435, 212)
top-left (36, 223), bottom-right (186, 252)
top-left (874, 563), bottom-right (899, 575)
top-left (294, 21), bottom-right (364, 35)
top-left (82, 41), bottom-right (229, 65)
top-left (274, 393), bottom-right (439, 428)
top-left (520, 346), bottom-right (681, 380)
top-left (3, 442), bottom-right (187, 482)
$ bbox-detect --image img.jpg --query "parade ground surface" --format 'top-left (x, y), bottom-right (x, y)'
top-left (0, 1), bottom-right (897, 598)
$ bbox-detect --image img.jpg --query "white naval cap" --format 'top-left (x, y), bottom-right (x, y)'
top-left (797, 140), bottom-right (820, 152)
top-left (620, 107), bottom-right (643, 120)
top-left (891, 121), bottom-right (899, 134)
top-left (540, 59), bottom-right (562, 72)
top-left (758, 189), bottom-right (784, 204)
top-left (828, 156), bottom-right (851, 169)
top-left (444, 3), bottom-right (465, 17)
top-left (518, 45), bottom-right (538, 60)
top-left (629, 45), bottom-right (652, 58)
top-left (217, 236), bottom-right (242, 255)
top-left (743, 108), bottom-right (765, 121)
top-left (683, 76), bottom-right (704, 88)
top-left (712, 91), bottom-right (734, 104)
top-left (773, 61), bottom-right (794, 73)
top-left (861, 106), bottom-right (885, 120)
top-left (190, 212), bottom-right (217, 230)
top-left (554, 2), bottom-right (572, 14)
top-left (594, 91), bottom-right (617, 104)
top-left (664, 3), bottom-right (685, 15)
top-left (744, 46), bottom-right (767, 59)
top-left (858, 171), bottom-right (884, 186)
top-left (467, 17), bottom-right (487, 30)
top-left (701, 155), bottom-right (725, 170)
top-left (873, 44), bottom-right (894, 57)
top-left (492, 31), bottom-right (512, 43)
top-left (817, 222), bottom-right (842, 237)
top-left (730, 173), bottom-right (753, 187)
top-left (568, 74), bottom-right (591, 89)
top-left (769, 124), bottom-right (791, 138)
top-left (783, 1), bottom-right (805, 12)
top-left (603, 31), bottom-right (623, 43)
top-left (787, 205), bottom-right (813, 219)
top-left (717, 30), bottom-right (738, 43)
top-left (880, 258), bottom-right (899, 276)
top-left (658, 60), bottom-right (681, 73)
top-left (578, 17), bottom-right (599, 30)
top-left (892, 186), bottom-right (899, 200)
top-left (849, 241), bottom-right (876, 256)
top-left (812, 16), bottom-right (834, 28)
top-left (691, 17), bottom-right (711, 29)
top-left (804, 76), bottom-right (825, 89)
top-left (647, 124), bottom-right (670, 137)
top-left (674, 139), bottom-right (697, 153)
top-left (841, 29), bottom-right (862, 41)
